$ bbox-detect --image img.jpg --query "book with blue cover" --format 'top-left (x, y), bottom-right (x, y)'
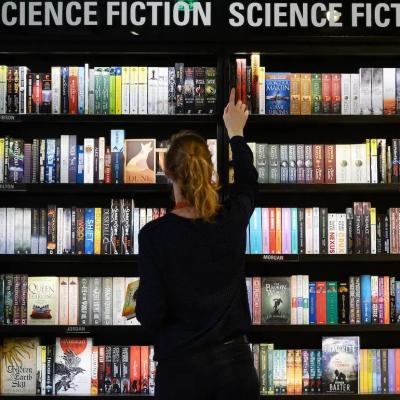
top-left (265, 72), bottom-right (290, 115)
top-left (249, 208), bottom-right (262, 254)
top-left (361, 275), bottom-right (372, 323)
top-left (309, 282), bottom-right (316, 324)
top-left (84, 208), bottom-right (94, 255)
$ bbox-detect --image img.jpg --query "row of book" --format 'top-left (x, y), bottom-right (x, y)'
top-left (0, 133), bottom-right (217, 185)
top-left (251, 337), bottom-right (400, 395)
top-left (247, 275), bottom-right (400, 326)
top-left (239, 139), bottom-right (400, 184)
top-left (0, 64), bottom-right (217, 115)
top-left (246, 204), bottom-right (400, 255)
top-left (0, 202), bottom-right (165, 255)
top-left (0, 275), bottom-right (140, 327)
top-left (236, 55), bottom-right (400, 115)
top-left (0, 337), bottom-right (155, 395)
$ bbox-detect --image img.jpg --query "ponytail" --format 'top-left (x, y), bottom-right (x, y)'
top-left (165, 131), bottom-right (220, 222)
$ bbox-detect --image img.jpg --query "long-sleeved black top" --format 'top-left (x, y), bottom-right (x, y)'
top-left (135, 136), bottom-right (258, 362)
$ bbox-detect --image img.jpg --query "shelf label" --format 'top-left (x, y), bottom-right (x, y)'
top-left (65, 326), bottom-right (90, 334)
top-left (0, 184), bottom-right (28, 191)
top-left (261, 254), bottom-right (300, 262)
top-left (0, 114), bottom-right (20, 122)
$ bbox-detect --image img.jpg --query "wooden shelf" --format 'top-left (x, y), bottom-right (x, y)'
top-left (0, 114), bottom-right (217, 124)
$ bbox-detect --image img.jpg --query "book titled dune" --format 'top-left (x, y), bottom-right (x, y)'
top-left (124, 139), bottom-right (155, 184)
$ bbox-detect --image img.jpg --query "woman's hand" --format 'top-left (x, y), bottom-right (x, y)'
top-left (223, 88), bottom-right (249, 139)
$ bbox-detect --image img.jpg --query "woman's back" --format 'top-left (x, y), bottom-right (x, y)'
top-left (135, 90), bottom-right (260, 399)
top-left (137, 135), bottom-right (258, 361)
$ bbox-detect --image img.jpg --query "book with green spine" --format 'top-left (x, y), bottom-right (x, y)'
top-left (327, 281), bottom-right (338, 324)
top-left (259, 344), bottom-right (268, 394)
top-left (267, 344), bottom-right (274, 394)
top-left (94, 67), bottom-right (103, 115)
top-left (101, 67), bottom-right (110, 115)
top-left (312, 73), bottom-right (322, 114)
top-left (109, 67), bottom-right (116, 114)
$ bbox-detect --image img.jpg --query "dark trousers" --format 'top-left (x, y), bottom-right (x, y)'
top-left (155, 341), bottom-right (260, 400)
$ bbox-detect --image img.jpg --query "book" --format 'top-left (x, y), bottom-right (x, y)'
top-left (54, 337), bottom-right (92, 395)
top-left (124, 139), bottom-right (156, 184)
top-left (1, 337), bottom-right (39, 394)
top-left (27, 276), bottom-right (59, 325)
top-left (261, 277), bottom-right (291, 324)
top-left (322, 336), bottom-right (360, 394)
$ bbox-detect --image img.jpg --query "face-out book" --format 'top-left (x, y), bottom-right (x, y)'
top-left (322, 336), bottom-right (360, 394)
top-left (261, 277), bottom-right (291, 324)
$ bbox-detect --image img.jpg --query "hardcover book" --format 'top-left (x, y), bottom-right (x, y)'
top-left (261, 277), bottom-right (291, 324)
top-left (322, 336), bottom-right (359, 394)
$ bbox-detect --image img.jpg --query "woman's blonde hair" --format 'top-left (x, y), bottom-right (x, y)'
top-left (165, 131), bottom-right (220, 222)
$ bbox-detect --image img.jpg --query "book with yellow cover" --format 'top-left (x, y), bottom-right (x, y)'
top-left (122, 278), bottom-right (140, 320)
top-left (290, 73), bottom-right (301, 115)
top-left (115, 67), bottom-right (122, 115)
top-left (300, 73), bottom-right (312, 115)
top-left (286, 349), bottom-right (295, 394)
top-left (94, 208), bottom-right (102, 255)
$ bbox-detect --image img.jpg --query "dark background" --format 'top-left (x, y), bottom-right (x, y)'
top-left (2, 0), bottom-right (400, 50)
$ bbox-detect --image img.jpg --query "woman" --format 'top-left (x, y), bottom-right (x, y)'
top-left (136, 88), bottom-right (259, 400)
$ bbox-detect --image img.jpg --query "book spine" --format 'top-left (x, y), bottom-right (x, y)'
top-left (338, 282), bottom-right (349, 324)
top-left (252, 277), bottom-right (261, 325)
top-left (45, 345), bottom-right (54, 395)
top-left (79, 277), bottom-right (90, 325)
top-left (331, 73), bottom-right (341, 114)
top-left (341, 73), bottom-right (351, 114)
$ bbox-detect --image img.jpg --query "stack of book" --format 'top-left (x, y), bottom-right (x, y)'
top-left (246, 203), bottom-right (400, 255)
top-left (0, 64), bottom-right (217, 115)
top-left (235, 139), bottom-right (399, 184)
top-left (0, 201), bottom-right (166, 255)
top-left (247, 275), bottom-right (400, 325)
top-left (235, 55), bottom-right (399, 115)
top-left (0, 275), bottom-right (140, 326)
top-left (0, 337), bottom-right (156, 395)
top-left (0, 132), bottom-right (217, 185)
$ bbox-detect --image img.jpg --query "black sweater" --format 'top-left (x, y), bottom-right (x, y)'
top-left (136, 136), bottom-right (258, 361)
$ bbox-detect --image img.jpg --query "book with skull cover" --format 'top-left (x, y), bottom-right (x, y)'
top-left (261, 277), bottom-right (291, 324)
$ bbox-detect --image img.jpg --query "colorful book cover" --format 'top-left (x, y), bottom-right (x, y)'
top-left (361, 275), bottom-right (372, 324)
top-left (326, 281), bottom-right (338, 324)
top-left (309, 282), bottom-right (316, 324)
top-left (282, 208), bottom-right (291, 254)
top-left (322, 336), bottom-right (359, 394)
top-left (84, 208), bottom-right (94, 255)
top-left (265, 72), bottom-right (290, 115)
top-left (249, 208), bottom-right (262, 254)
top-left (261, 277), bottom-right (291, 324)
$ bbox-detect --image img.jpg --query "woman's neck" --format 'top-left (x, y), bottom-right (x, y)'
top-left (172, 182), bottom-right (198, 219)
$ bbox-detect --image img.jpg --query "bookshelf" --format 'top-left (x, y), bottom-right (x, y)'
top-left (1, 32), bottom-right (400, 398)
